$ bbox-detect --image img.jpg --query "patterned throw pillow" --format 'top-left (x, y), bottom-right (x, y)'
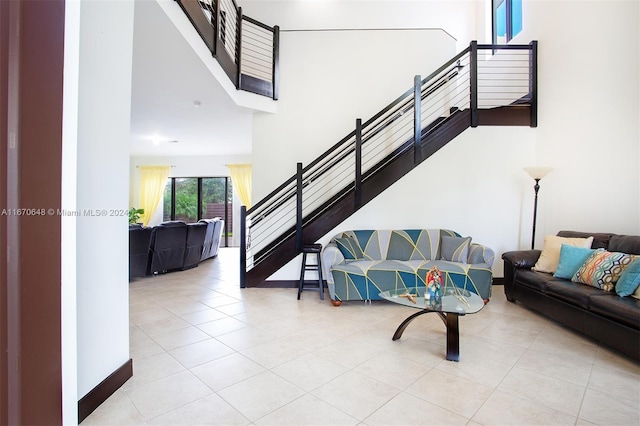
top-left (441, 235), bottom-right (471, 263)
top-left (572, 249), bottom-right (636, 292)
top-left (335, 237), bottom-right (364, 260)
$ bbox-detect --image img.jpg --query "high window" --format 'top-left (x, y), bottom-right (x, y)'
top-left (493, 0), bottom-right (522, 44)
top-left (163, 177), bottom-right (233, 246)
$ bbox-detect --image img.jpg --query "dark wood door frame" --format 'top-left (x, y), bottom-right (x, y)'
top-left (1, 1), bottom-right (65, 424)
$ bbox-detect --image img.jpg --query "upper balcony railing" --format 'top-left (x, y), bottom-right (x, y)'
top-left (176, 0), bottom-right (279, 99)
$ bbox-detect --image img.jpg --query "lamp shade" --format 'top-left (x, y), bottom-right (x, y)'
top-left (523, 166), bottom-right (553, 180)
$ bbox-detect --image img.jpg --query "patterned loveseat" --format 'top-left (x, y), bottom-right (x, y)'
top-left (322, 229), bottom-right (495, 303)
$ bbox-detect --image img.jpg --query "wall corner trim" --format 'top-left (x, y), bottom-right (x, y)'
top-left (77, 359), bottom-right (133, 423)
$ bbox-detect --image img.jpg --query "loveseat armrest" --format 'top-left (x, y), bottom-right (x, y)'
top-left (468, 243), bottom-right (495, 266)
top-left (321, 241), bottom-right (344, 285)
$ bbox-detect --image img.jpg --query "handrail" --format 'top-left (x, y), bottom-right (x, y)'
top-left (241, 40), bottom-right (537, 286)
top-left (175, 0), bottom-right (279, 99)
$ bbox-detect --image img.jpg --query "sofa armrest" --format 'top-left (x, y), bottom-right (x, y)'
top-left (502, 250), bottom-right (541, 269)
top-left (468, 243), bottom-right (495, 266)
top-left (322, 241), bottom-right (344, 285)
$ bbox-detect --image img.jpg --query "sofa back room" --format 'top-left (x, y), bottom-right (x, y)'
top-left (129, 217), bottom-right (225, 279)
top-left (502, 230), bottom-right (640, 361)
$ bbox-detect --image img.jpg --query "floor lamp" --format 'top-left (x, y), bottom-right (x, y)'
top-left (524, 167), bottom-right (553, 249)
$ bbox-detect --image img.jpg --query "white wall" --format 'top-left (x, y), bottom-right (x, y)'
top-left (130, 154), bottom-right (252, 246)
top-left (249, 0), bottom-right (639, 281)
top-left (75, 0), bottom-right (134, 398)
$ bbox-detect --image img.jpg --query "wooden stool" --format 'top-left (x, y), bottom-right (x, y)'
top-left (298, 243), bottom-right (324, 300)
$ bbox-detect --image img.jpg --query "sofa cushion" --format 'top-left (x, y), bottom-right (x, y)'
top-left (533, 235), bottom-right (594, 273)
top-left (513, 269), bottom-right (554, 292)
top-left (557, 231), bottom-right (613, 250)
top-left (572, 249), bottom-right (637, 292)
top-left (553, 245), bottom-right (596, 280)
top-left (608, 234), bottom-right (640, 255)
top-left (589, 293), bottom-right (640, 330)
top-left (335, 237), bottom-right (364, 260)
top-left (615, 259), bottom-right (640, 297)
top-left (545, 280), bottom-right (604, 310)
top-left (441, 235), bottom-right (471, 263)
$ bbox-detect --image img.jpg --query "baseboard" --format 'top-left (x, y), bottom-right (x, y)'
top-left (261, 280), bottom-right (327, 288)
top-left (78, 358), bottom-right (133, 423)
top-left (492, 277), bottom-right (505, 285)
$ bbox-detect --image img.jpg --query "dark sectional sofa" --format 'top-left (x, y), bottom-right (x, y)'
top-left (502, 230), bottom-right (640, 361)
top-left (128, 217), bottom-right (225, 279)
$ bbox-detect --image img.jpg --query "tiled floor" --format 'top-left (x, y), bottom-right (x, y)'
top-left (84, 248), bottom-right (640, 425)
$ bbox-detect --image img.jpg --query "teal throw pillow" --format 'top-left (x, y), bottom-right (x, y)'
top-left (441, 235), bottom-right (471, 263)
top-left (335, 237), bottom-right (364, 260)
top-left (553, 244), bottom-right (596, 280)
top-left (615, 258), bottom-right (640, 296)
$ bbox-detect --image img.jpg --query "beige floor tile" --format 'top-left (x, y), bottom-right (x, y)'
top-left (515, 348), bottom-right (593, 386)
top-left (312, 370), bottom-right (401, 421)
top-left (168, 338), bottom-right (235, 368)
top-left (435, 350), bottom-right (512, 388)
top-left (272, 353), bottom-right (349, 392)
top-left (197, 316), bottom-right (249, 337)
top-left (137, 313), bottom-right (191, 336)
top-left (123, 352), bottom-right (185, 390)
top-left (405, 369), bottom-right (493, 419)
top-left (255, 393), bottom-right (358, 425)
top-left (148, 393), bottom-right (250, 425)
top-left (217, 371), bottom-right (305, 421)
top-left (191, 352), bottom-right (266, 391)
top-left (125, 370), bottom-right (212, 419)
top-left (80, 389), bottom-right (146, 425)
top-left (578, 388), bottom-right (640, 426)
top-left (313, 337), bottom-right (387, 369)
top-left (354, 352), bottom-right (432, 389)
top-left (179, 307), bottom-right (229, 325)
top-left (472, 390), bottom-right (576, 425)
top-left (129, 333), bottom-right (165, 359)
top-left (363, 391), bottom-right (469, 425)
top-left (497, 367), bottom-right (586, 416)
top-left (239, 338), bottom-right (309, 369)
top-left (215, 325), bottom-right (277, 351)
top-left (151, 326), bottom-right (211, 351)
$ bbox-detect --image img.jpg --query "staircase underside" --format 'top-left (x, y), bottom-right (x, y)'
top-left (245, 104), bottom-right (532, 287)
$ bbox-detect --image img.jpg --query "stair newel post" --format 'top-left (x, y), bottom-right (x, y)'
top-left (529, 40), bottom-right (538, 128)
top-left (295, 162), bottom-right (303, 252)
top-left (240, 205), bottom-right (247, 288)
top-left (236, 6), bottom-right (243, 90)
top-left (470, 40), bottom-right (478, 128)
top-left (355, 119), bottom-right (363, 209)
top-left (413, 74), bottom-right (422, 164)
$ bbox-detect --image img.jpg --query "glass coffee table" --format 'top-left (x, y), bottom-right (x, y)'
top-left (379, 287), bottom-right (485, 361)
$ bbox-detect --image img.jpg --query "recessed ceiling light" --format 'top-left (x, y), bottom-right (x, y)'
top-left (168, 140), bottom-right (179, 143)
top-left (193, 100), bottom-right (202, 107)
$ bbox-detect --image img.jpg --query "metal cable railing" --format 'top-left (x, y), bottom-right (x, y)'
top-left (178, 0), bottom-right (279, 99)
top-left (242, 41), bottom-right (537, 284)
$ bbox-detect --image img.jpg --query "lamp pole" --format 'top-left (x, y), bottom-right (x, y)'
top-left (531, 178), bottom-right (541, 250)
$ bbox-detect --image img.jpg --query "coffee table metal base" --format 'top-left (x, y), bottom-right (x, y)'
top-left (391, 309), bottom-right (461, 362)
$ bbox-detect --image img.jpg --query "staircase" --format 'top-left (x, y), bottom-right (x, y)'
top-left (241, 40), bottom-right (538, 287)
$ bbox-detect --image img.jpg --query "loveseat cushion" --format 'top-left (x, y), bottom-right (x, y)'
top-left (609, 234), bottom-right (640, 255)
top-left (441, 235), bottom-right (471, 263)
top-left (589, 293), bottom-right (640, 330)
top-left (545, 280), bottom-right (604, 310)
top-left (335, 237), bottom-right (364, 260)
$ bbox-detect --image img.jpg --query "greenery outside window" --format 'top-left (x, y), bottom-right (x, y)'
top-left (163, 177), bottom-right (233, 246)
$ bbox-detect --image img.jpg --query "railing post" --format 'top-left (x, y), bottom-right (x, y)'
top-left (236, 7), bottom-right (243, 90)
top-left (212, 0), bottom-right (219, 56)
top-left (272, 25), bottom-right (280, 100)
top-left (240, 205), bottom-right (247, 288)
top-left (355, 119), bottom-right (362, 208)
top-left (529, 40), bottom-right (538, 128)
top-left (295, 162), bottom-right (303, 252)
top-left (413, 75), bottom-right (422, 164)
top-left (470, 40), bottom-right (478, 127)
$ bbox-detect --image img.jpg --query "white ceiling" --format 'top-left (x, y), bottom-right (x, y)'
top-left (129, 0), bottom-right (253, 157)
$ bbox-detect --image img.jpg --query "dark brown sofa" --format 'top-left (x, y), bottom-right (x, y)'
top-left (502, 230), bottom-right (640, 361)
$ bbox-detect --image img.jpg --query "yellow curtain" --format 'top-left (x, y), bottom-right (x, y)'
top-left (139, 165), bottom-right (171, 226)
top-left (227, 163), bottom-right (252, 209)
